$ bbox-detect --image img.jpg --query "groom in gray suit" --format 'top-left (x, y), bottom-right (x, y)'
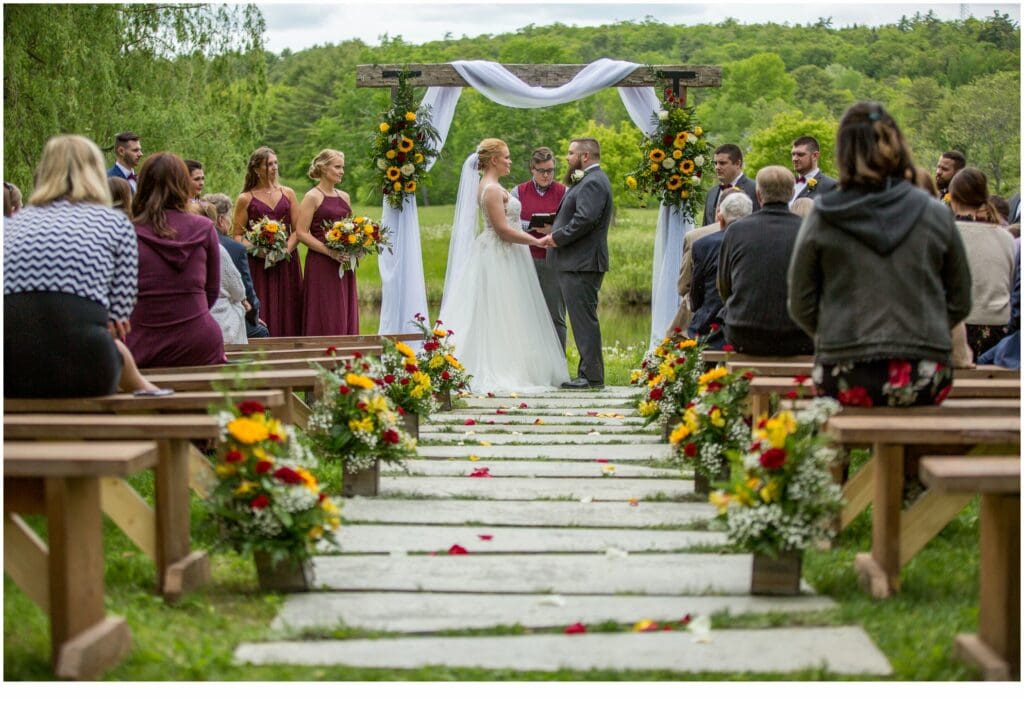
top-left (537, 138), bottom-right (612, 389)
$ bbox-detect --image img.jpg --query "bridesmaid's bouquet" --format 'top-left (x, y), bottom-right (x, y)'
top-left (323, 215), bottom-right (393, 279)
top-left (245, 216), bottom-right (291, 269)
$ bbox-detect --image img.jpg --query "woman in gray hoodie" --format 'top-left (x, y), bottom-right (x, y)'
top-left (787, 102), bottom-right (973, 407)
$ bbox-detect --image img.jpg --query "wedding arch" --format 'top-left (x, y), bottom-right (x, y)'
top-left (356, 59), bottom-right (722, 346)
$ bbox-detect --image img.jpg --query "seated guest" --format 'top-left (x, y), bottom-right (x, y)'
top-left (198, 201), bottom-right (248, 345)
top-left (203, 192), bottom-right (269, 338)
top-left (127, 152), bottom-right (226, 368)
top-left (949, 167), bottom-right (1016, 358)
top-left (108, 175), bottom-right (132, 214)
top-left (718, 165), bottom-right (814, 356)
top-left (4, 134), bottom-right (161, 397)
top-left (789, 197), bottom-right (815, 219)
top-left (185, 159), bottom-right (205, 208)
top-left (687, 190), bottom-right (754, 346)
top-left (788, 102), bottom-right (972, 407)
top-left (978, 246), bottom-right (1020, 369)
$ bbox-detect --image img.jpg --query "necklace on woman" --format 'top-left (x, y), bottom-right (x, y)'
top-left (317, 184), bottom-right (335, 197)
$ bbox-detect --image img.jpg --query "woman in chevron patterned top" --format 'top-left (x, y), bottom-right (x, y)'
top-left (3, 134), bottom-right (161, 397)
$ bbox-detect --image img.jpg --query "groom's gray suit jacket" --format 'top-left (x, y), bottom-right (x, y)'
top-left (548, 166), bottom-right (612, 272)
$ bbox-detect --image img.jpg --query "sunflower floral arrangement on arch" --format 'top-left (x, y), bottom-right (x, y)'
top-left (632, 334), bottom-right (706, 432)
top-left (205, 399), bottom-right (340, 566)
top-left (625, 83), bottom-right (715, 222)
top-left (370, 70), bottom-right (441, 210)
top-left (709, 398), bottom-right (845, 557)
top-left (668, 366), bottom-right (753, 482)
top-left (306, 362), bottom-right (417, 476)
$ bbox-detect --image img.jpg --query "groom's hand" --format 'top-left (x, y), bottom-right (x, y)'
top-left (537, 235), bottom-right (557, 248)
top-left (535, 224), bottom-right (553, 236)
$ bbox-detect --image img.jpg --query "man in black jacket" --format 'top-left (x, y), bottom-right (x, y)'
top-left (718, 166), bottom-right (814, 356)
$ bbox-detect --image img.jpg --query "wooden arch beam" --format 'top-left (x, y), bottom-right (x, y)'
top-left (356, 63), bottom-right (722, 89)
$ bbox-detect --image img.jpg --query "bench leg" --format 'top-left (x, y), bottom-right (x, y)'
top-left (855, 443), bottom-right (903, 598)
top-left (290, 393), bottom-right (311, 431)
top-left (898, 491), bottom-right (974, 567)
top-left (4, 512), bottom-right (50, 612)
top-left (155, 439), bottom-right (210, 601)
top-left (47, 476), bottom-right (132, 678)
top-left (955, 494), bottom-right (1020, 680)
top-left (100, 477), bottom-right (158, 560)
top-left (840, 456), bottom-right (874, 530)
top-left (188, 444), bottom-right (217, 499)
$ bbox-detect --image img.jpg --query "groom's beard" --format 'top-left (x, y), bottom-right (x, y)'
top-left (563, 160), bottom-right (579, 187)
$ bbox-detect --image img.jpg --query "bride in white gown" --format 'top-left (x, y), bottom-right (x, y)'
top-left (439, 138), bottom-right (570, 393)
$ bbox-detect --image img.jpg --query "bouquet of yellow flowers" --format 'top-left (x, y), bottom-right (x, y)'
top-left (378, 337), bottom-right (437, 418)
top-left (625, 82), bottom-right (715, 222)
top-left (668, 366), bottom-right (753, 482)
top-left (244, 215), bottom-right (291, 269)
top-left (710, 398), bottom-right (844, 556)
top-left (306, 363), bottom-right (417, 476)
top-left (323, 214), bottom-right (392, 278)
top-left (632, 334), bottom-right (706, 431)
top-left (412, 313), bottom-right (471, 397)
top-left (371, 70), bottom-right (441, 210)
top-left (206, 398), bottom-right (340, 565)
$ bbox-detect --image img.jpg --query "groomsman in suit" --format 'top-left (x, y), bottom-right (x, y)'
top-left (1008, 191), bottom-right (1021, 225)
top-left (511, 146), bottom-right (568, 349)
top-left (107, 131), bottom-right (143, 193)
top-left (701, 144), bottom-right (758, 226)
top-left (789, 135), bottom-right (837, 204)
top-left (537, 137), bottom-right (612, 389)
top-left (935, 150), bottom-right (966, 200)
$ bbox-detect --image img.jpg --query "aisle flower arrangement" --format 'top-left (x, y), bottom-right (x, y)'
top-left (370, 71), bottom-right (441, 210)
top-left (206, 399), bottom-right (340, 565)
top-left (244, 215), bottom-right (290, 268)
top-left (412, 314), bottom-right (472, 397)
top-left (323, 214), bottom-right (392, 278)
top-left (378, 337), bottom-right (437, 419)
top-left (668, 366), bottom-right (753, 481)
top-left (632, 334), bottom-right (706, 432)
top-left (306, 362), bottom-right (417, 475)
top-left (710, 398), bottom-right (845, 557)
top-left (625, 84), bottom-right (715, 222)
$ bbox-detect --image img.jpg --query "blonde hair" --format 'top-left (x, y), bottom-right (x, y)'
top-left (308, 149), bottom-right (345, 180)
top-left (789, 197), bottom-right (815, 219)
top-left (755, 165), bottom-right (796, 205)
top-left (29, 135), bottom-right (112, 207)
top-left (476, 138), bottom-right (508, 171)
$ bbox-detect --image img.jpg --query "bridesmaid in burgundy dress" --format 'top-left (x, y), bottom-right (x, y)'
top-left (296, 149), bottom-right (359, 335)
top-left (231, 146), bottom-right (303, 336)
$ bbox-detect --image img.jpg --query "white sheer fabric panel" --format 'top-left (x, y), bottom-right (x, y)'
top-left (439, 152), bottom-right (481, 322)
top-left (451, 58), bottom-right (640, 107)
top-left (376, 87), bottom-right (461, 334)
top-left (617, 87), bottom-right (661, 137)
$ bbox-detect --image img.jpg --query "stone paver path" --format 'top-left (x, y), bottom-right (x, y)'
top-left (234, 389), bottom-right (892, 678)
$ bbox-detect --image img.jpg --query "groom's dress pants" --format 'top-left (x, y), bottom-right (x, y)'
top-left (559, 270), bottom-right (604, 384)
top-left (533, 257), bottom-right (567, 350)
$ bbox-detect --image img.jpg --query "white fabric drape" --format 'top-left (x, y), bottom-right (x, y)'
top-left (377, 86), bottom-right (460, 334)
top-left (451, 59), bottom-right (640, 107)
top-left (439, 152), bottom-right (480, 323)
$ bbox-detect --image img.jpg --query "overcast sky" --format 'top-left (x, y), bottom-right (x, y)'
top-left (257, 0), bottom-right (1019, 53)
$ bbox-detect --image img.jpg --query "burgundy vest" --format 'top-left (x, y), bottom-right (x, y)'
top-left (516, 180), bottom-right (567, 259)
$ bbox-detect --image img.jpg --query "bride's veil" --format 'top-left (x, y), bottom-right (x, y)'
top-left (439, 151), bottom-right (480, 321)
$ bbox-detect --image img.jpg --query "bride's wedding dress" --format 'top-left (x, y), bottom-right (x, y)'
top-left (441, 183), bottom-right (570, 393)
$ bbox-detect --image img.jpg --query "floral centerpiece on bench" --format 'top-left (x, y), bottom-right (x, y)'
top-left (710, 397), bottom-right (845, 594)
top-left (632, 334), bottom-right (706, 438)
top-left (206, 398), bottom-right (340, 591)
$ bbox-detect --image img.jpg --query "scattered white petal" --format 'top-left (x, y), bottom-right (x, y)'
top-left (537, 594), bottom-right (566, 607)
top-left (579, 496), bottom-right (593, 503)
top-left (689, 614), bottom-right (712, 643)
top-left (605, 547), bottom-right (629, 560)
top-left (588, 431), bottom-right (601, 436)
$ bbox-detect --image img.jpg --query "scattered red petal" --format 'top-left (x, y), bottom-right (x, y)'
top-left (564, 622), bottom-right (587, 635)
top-left (518, 402), bottom-right (528, 409)
top-left (463, 419), bottom-right (476, 425)
top-left (469, 467), bottom-right (492, 478)
top-left (784, 390), bottom-right (799, 400)
top-left (478, 534), bottom-right (493, 541)
top-left (638, 621), bottom-right (660, 632)
top-left (533, 418), bottom-right (543, 424)
top-left (629, 498), bottom-right (639, 507)
top-left (448, 544), bottom-right (468, 555)
top-left (680, 614), bottom-right (692, 625)
top-left (595, 458), bottom-right (609, 463)
top-left (662, 624), bottom-right (674, 631)
top-left (496, 409), bottom-right (507, 415)
top-left (487, 420), bottom-right (496, 424)
top-left (587, 411), bottom-right (598, 416)
top-left (487, 392), bottom-right (495, 398)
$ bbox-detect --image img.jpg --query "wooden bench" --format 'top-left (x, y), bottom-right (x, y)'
top-left (823, 415), bottom-right (1020, 599)
top-left (146, 353), bottom-right (356, 376)
top-left (225, 345), bottom-right (382, 362)
top-left (5, 414), bottom-right (221, 601)
top-left (726, 360), bottom-right (1019, 380)
top-left (704, 351), bottom-right (814, 365)
top-left (141, 369), bottom-right (322, 430)
top-left (920, 456), bottom-right (1020, 681)
top-left (224, 332), bottom-right (421, 352)
top-left (4, 440), bottom-right (158, 679)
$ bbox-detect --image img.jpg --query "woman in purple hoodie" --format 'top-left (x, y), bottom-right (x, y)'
top-left (126, 152), bottom-right (226, 368)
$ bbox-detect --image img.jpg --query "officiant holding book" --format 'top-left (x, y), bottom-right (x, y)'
top-left (511, 146), bottom-right (568, 349)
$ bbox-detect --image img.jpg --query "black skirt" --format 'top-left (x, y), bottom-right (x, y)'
top-left (4, 292), bottom-right (123, 398)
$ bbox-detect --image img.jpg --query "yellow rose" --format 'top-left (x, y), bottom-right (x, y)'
top-left (346, 234), bottom-right (358, 244)
top-left (345, 373), bottom-right (375, 390)
top-left (694, 126), bottom-right (703, 136)
top-left (353, 216), bottom-right (365, 224)
top-left (650, 163), bottom-right (660, 173)
top-left (363, 237), bottom-right (374, 248)
top-left (404, 111), bottom-right (417, 121)
top-left (227, 417), bottom-right (269, 444)
top-left (385, 149), bottom-right (397, 159)
top-left (668, 423), bottom-right (690, 445)
top-left (414, 153), bottom-right (424, 164)
top-left (680, 190), bottom-right (689, 199)
top-left (672, 149), bottom-right (683, 159)
top-left (326, 230), bottom-right (341, 242)
top-left (393, 182), bottom-right (402, 191)
top-left (379, 123), bottom-right (390, 133)
top-left (625, 175), bottom-right (638, 189)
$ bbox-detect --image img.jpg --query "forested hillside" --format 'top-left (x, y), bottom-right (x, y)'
top-left (4, 7), bottom-right (1019, 205)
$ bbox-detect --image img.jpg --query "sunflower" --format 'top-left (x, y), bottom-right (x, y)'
top-left (398, 136), bottom-right (415, 152)
top-left (386, 167), bottom-right (401, 181)
top-left (404, 180), bottom-right (417, 192)
top-left (680, 159), bottom-right (695, 174)
top-left (666, 175), bottom-right (683, 191)
top-left (648, 148), bottom-right (666, 163)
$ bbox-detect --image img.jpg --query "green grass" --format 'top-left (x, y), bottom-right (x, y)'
top-left (3, 469), bottom-right (990, 681)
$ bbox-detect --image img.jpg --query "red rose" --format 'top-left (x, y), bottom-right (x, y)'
top-left (236, 400), bottom-right (265, 416)
top-left (674, 357), bottom-right (685, 365)
top-left (441, 370), bottom-right (451, 380)
top-left (382, 428), bottom-right (401, 444)
top-left (722, 344), bottom-right (735, 352)
top-left (709, 322), bottom-right (720, 331)
top-left (384, 374), bottom-right (396, 384)
top-left (749, 440), bottom-right (762, 452)
top-left (274, 466), bottom-right (304, 484)
top-left (756, 418), bottom-right (768, 429)
top-left (268, 433), bottom-right (282, 442)
top-left (318, 492), bottom-right (326, 502)
top-left (325, 346), bottom-right (337, 356)
top-left (423, 341), bottom-right (439, 351)
top-left (837, 386), bottom-right (873, 407)
top-left (225, 449), bottom-right (244, 463)
top-left (759, 448), bottom-right (787, 470)
top-left (887, 359), bottom-right (912, 388)
top-left (396, 406), bottom-right (405, 416)
top-left (250, 494), bottom-right (270, 510)
top-left (405, 363), bottom-right (418, 373)
top-left (706, 381), bottom-right (722, 392)
top-left (649, 388), bottom-right (664, 400)
top-left (255, 460), bottom-right (273, 474)
top-left (357, 401), bottom-right (367, 410)
top-left (793, 374), bottom-right (810, 384)
top-left (353, 351), bottom-right (363, 359)
top-left (396, 152), bottom-right (406, 163)
top-left (400, 378), bottom-right (410, 385)
top-left (743, 371), bottom-right (755, 380)
top-left (684, 442), bottom-right (698, 458)
top-left (662, 135), bottom-right (674, 145)
top-left (784, 390), bottom-right (799, 400)
top-left (339, 386), bottom-right (351, 394)
top-left (361, 362), bottom-right (370, 371)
